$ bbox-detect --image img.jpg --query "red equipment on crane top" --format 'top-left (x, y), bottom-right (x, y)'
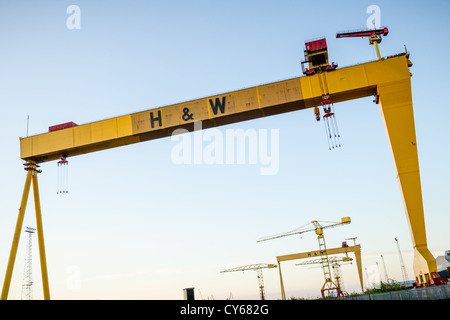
top-left (301, 37), bottom-right (337, 75)
top-left (49, 122), bottom-right (78, 132)
top-left (305, 38), bottom-right (328, 52)
top-left (336, 27), bottom-right (389, 60)
top-left (336, 27), bottom-right (389, 39)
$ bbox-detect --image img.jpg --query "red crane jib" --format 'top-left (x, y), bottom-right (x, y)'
top-left (336, 27), bottom-right (389, 38)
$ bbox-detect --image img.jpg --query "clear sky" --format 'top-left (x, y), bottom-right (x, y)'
top-left (0, 0), bottom-right (449, 300)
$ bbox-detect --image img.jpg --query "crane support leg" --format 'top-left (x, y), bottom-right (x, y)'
top-left (31, 167), bottom-right (51, 299)
top-left (277, 261), bottom-right (286, 300)
top-left (378, 79), bottom-right (436, 285)
top-left (1, 168), bottom-right (32, 300)
top-left (1, 162), bottom-right (50, 300)
top-left (353, 247), bottom-right (364, 293)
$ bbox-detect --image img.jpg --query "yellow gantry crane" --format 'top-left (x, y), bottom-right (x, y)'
top-left (220, 263), bottom-right (277, 300)
top-left (257, 217), bottom-right (351, 298)
top-left (276, 244), bottom-right (363, 300)
top-left (0, 29), bottom-right (439, 300)
top-left (296, 256), bottom-right (353, 296)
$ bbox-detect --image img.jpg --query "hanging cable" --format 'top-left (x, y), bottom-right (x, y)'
top-left (330, 104), bottom-right (341, 147)
top-left (321, 94), bottom-right (341, 150)
top-left (57, 155), bottom-right (68, 194)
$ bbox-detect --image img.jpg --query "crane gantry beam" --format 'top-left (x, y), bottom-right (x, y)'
top-left (276, 245), bottom-right (363, 300)
top-left (21, 54), bottom-right (404, 164)
top-left (2, 49), bottom-right (437, 300)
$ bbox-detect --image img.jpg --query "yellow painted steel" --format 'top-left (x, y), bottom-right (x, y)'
top-left (370, 35), bottom-right (382, 60)
top-left (12, 53), bottom-right (436, 291)
top-left (377, 79), bottom-right (437, 284)
top-left (31, 169), bottom-right (51, 300)
top-left (1, 162), bottom-right (50, 300)
top-left (276, 245), bottom-right (363, 300)
top-left (20, 56), bottom-right (411, 163)
top-left (1, 169), bottom-right (32, 300)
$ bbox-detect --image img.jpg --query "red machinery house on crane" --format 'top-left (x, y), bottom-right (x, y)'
top-left (301, 38), bottom-right (337, 76)
top-left (300, 38), bottom-right (340, 149)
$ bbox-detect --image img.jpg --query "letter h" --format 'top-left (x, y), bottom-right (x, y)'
top-left (150, 110), bottom-right (162, 128)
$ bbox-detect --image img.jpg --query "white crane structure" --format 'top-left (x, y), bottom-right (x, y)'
top-left (220, 263), bottom-right (277, 300)
top-left (296, 256), bottom-right (353, 295)
top-left (395, 237), bottom-right (409, 282)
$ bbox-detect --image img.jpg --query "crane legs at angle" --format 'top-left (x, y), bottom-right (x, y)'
top-left (1, 161), bottom-right (50, 300)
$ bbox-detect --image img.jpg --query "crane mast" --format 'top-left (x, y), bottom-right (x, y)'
top-left (296, 256), bottom-right (353, 296)
top-left (380, 254), bottom-right (393, 283)
top-left (395, 237), bottom-right (410, 283)
top-left (21, 227), bottom-right (35, 300)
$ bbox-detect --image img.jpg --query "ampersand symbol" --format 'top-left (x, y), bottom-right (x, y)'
top-left (182, 107), bottom-right (194, 121)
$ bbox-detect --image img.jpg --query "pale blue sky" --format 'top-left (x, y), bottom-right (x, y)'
top-left (0, 0), bottom-right (449, 300)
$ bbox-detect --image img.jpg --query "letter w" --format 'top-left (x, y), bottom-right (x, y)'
top-left (209, 97), bottom-right (226, 115)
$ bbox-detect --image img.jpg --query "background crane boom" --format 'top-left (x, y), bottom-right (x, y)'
top-left (256, 217), bottom-right (351, 243)
top-left (220, 263), bottom-right (277, 300)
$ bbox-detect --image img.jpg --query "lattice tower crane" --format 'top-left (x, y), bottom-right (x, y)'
top-left (21, 227), bottom-right (35, 300)
top-left (380, 254), bottom-right (395, 283)
top-left (296, 256), bottom-right (353, 296)
top-left (257, 217), bottom-right (351, 298)
top-left (395, 237), bottom-right (409, 283)
top-left (220, 263), bottom-right (277, 300)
